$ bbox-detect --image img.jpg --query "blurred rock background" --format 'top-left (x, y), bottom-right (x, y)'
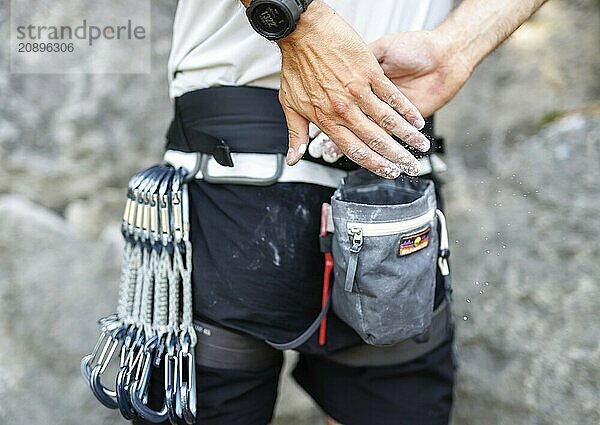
top-left (0, 0), bottom-right (598, 424)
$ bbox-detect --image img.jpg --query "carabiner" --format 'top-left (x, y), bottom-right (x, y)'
top-left (115, 364), bottom-right (137, 420)
top-left (178, 331), bottom-right (197, 425)
top-left (134, 167), bottom-right (163, 241)
top-left (89, 324), bottom-right (127, 409)
top-left (130, 166), bottom-right (162, 239)
top-left (123, 168), bottom-right (150, 237)
top-left (130, 335), bottom-right (169, 423)
top-left (171, 170), bottom-right (184, 244)
top-left (179, 168), bottom-right (191, 243)
top-left (117, 329), bottom-right (147, 415)
top-left (81, 316), bottom-right (120, 382)
top-left (150, 167), bottom-right (174, 245)
top-left (158, 168), bottom-right (175, 247)
top-left (115, 326), bottom-right (144, 419)
top-left (165, 333), bottom-right (186, 425)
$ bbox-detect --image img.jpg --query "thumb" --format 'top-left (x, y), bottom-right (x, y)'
top-left (282, 105), bottom-right (310, 166)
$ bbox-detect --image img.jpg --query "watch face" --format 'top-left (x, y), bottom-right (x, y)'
top-left (251, 3), bottom-right (290, 38)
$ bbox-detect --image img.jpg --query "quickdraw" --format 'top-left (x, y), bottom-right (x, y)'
top-left (81, 164), bottom-right (197, 424)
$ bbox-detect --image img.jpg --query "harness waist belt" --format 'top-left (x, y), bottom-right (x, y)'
top-left (165, 86), bottom-right (444, 171)
top-left (164, 150), bottom-right (445, 188)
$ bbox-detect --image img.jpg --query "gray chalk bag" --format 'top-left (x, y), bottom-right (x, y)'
top-left (331, 170), bottom-right (447, 346)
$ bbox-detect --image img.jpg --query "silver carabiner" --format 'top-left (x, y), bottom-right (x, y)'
top-left (89, 324), bottom-right (127, 409)
top-left (81, 315), bottom-right (120, 382)
top-left (165, 332), bottom-right (186, 425)
top-left (129, 166), bottom-right (161, 238)
top-left (123, 169), bottom-right (149, 236)
top-left (171, 170), bottom-right (184, 244)
top-left (178, 331), bottom-right (196, 425)
top-left (133, 167), bottom-right (163, 241)
top-left (158, 167), bottom-right (176, 247)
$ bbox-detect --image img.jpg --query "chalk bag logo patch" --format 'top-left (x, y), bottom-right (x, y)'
top-left (398, 226), bottom-right (431, 256)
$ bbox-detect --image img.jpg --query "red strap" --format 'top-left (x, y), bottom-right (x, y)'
top-left (319, 203), bottom-right (333, 346)
top-left (319, 253), bottom-right (333, 346)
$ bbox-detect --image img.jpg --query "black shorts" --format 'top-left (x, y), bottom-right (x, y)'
top-left (132, 322), bottom-right (456, 425)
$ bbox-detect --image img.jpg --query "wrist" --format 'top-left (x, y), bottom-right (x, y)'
top-left (430, 26), bottom-right (476, 75)
top-left (242, 0), bottom-right (326, 43)
top-left (276, 0), bottom-right (332, 48)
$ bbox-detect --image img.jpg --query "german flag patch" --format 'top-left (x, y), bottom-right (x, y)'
top-left (398, 227), bottom-right (431, 256)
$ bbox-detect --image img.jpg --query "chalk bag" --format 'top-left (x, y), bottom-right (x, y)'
top-left (330, 169), bottom-right (450, 346)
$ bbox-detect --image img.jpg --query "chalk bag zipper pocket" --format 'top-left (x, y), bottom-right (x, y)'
top-left (344, 208), bottom-right (437, 292)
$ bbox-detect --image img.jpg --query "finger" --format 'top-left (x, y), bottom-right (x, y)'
top-left (308, 133), bottom-right (327, 158)
top-left (344, 108), bottom-right (421, 176)
top-left (282, 105), bottom-right (310, 165)
top-left (324, 124), bottom-right (404, 179)
top-left (309, 122), bottom-right (321, 139)
top-left (322, 138), bottom-right (344, 163)
top-left (357, 91), bottom-right (430, 152)
top-left (371, 75), bottom-right (425, 130)
top-left (322, 146), bottom-right (344, 163)
top-left (346, 108), bottom-right (421, 176)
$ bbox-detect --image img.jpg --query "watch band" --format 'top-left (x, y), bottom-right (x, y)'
top-left (299, 0), bottom-right (314, 11)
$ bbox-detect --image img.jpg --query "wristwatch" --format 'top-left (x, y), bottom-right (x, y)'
top-left (246, 0), bottom-right (314, 41)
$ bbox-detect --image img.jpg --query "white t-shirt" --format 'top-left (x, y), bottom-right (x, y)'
top-left (168, 0), bottom-right (453, 98)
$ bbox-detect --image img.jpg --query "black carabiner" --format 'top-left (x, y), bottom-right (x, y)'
top-left (115, 325), bottom-right (143, 419)
top-left (116, 364), bottom-right (138, 420)
top-left (130, 335), bottom-right (169, 423)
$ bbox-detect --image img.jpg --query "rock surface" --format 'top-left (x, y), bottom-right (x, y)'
top-left (0, 0), bottom-right (599, 424)
top-left (446, 115), bottom-right (600, 425)
top-left (0, 195), bottom-right (123, 425)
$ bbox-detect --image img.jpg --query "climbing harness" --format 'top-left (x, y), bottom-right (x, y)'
top-left (81, 164), bottom-right (197, 424)
top-left (81, 86), bottom-right (451, 420)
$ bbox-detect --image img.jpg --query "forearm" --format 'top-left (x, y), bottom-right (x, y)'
top-left (239, 0), bottom-right (429, 176)
top-left (436, 0), bottom-right (548, 71)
